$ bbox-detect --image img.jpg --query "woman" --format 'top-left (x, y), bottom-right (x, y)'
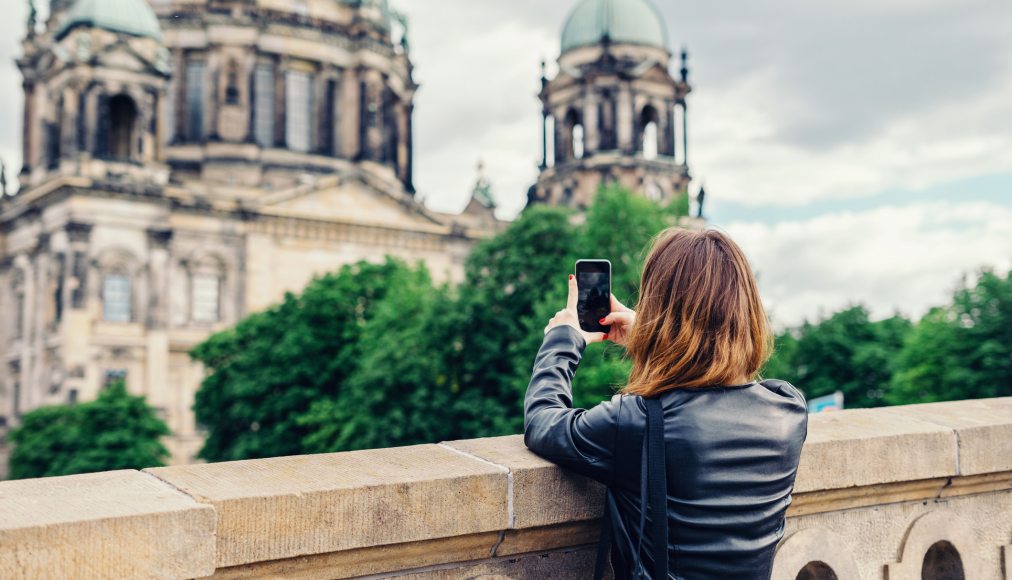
top-left (524, 228), bottom-right (808, 580)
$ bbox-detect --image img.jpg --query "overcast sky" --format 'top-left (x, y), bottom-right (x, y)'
top-left (2, 1), bottom-right (1010, 326)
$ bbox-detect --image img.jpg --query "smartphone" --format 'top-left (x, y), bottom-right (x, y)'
top-left (576, 259), bottom-right (612, 333)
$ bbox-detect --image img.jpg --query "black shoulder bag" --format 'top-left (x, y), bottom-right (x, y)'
top-left (593, 397), bottom-right (669, 579)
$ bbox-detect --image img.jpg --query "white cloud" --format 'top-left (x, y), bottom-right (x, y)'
top-left (724, 201), bottom-right (1012, 327)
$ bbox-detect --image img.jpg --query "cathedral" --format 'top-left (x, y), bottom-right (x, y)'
top-left (0, 0), bottom-right (692, 469)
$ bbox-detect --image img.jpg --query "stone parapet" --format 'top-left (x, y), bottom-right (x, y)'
top-left (0, 397), bottom-right (1010, 579)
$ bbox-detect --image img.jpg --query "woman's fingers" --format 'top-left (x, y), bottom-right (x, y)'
top-left (567, 274), bottom-right (579, 311)
top-left (601, 311), bottom-right (635, 327)
top-left (610, 293), bottom-right (633, 313)
top-left (583, 331), bottom-right (607, 344)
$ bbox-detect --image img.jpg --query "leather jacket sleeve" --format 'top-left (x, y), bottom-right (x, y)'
top-left (523, 325), bottom-right (621, 484)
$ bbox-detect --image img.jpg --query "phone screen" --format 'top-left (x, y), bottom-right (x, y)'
top-left (576, 260), bottom-right (611, 333)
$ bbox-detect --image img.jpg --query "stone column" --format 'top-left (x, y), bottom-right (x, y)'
top-left (339, 68), bottom-right (361, 158)
top-left (616, 84), bottom-right (633, 153)
top-left (540, 107), bottom-right (548, 169)
top-left (21, 82), bottom-right (36, 175)
top-left (145, 228), bottom-right (171, 410)
top-left (172, 49), bottom-right (185, 142)
top-left (64, 86), bottom-right (79, 159)
top-left (28, 236), bottom-right (51, 411)
top-left (583, 92), bottom-right (599, 154)
top-left (404, 103), bottom-right (414, 192)
top-left (681, 101), bottom-right (689, 167)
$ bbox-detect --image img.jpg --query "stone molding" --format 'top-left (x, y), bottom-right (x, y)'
top-left (0, 397), bottom-right (1009, 579)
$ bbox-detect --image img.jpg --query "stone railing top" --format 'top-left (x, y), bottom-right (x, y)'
top-left (0, 396), bottom-right (1010, 578)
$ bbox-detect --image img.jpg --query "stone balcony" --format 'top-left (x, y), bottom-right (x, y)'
top-left (1, 397), bottom-right (1010, 579)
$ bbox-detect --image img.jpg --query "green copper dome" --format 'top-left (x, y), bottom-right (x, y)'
top-left (560, 0), bottom-right (668, 54)
top-left (57, 0), bottom-right (162, 40)
top-left (340, 0), bottom-right (393, 30)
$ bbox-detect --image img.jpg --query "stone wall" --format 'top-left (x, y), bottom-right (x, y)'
top-left (1, 397), bottom-right (1010, 579)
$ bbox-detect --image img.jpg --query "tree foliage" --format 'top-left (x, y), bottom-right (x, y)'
top-left (763, 306), bottom-right (913, 407)
top-left (764, 270), bottom-right (1011, 407)
top-left (8, 381), bottom-right (168, 479)
top-left (191, 258), bottom-right (413, 461)
top-left (889, 270), bottom-right (1012, 404)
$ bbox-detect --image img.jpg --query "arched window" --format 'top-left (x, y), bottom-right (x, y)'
top-left (225, 60), bottom-right (241, 105)
top-left (185, 61), bottom-right (206, 140)
top-left (105, 94), bottom-right (138, 160)
top-left (286, 70), bottom-right (313, 153)
top-left (563, 109), bottom-right (583, 161)
top-left (102, 273), bottom-right (132, 323)
top-left (921, 541), bottom-right (965, 580)
top-left (573, 124), bottom-right (585, 159)
top-left (188, 255), bottom-right (224, 324)
top-left (191, 272), bottom-right (220, 323)
top-left (640, 105), bottom-right (660, 160)
top-left (795, 561), bottom-right (839, 580)
top-left (253, 63), bottom-right (275, 148)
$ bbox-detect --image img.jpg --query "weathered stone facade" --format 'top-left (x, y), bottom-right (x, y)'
top-left (0, 397), bottom-right (1009, 578)
top-left (0, 0), bottom-right (500, 465)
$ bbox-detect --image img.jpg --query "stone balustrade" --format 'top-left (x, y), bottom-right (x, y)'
top-left (1, 397), bottom-right (1010, 579)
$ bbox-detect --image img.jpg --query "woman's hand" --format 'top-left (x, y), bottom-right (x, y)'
top-left (544, 275), bottom-right (608, 344)
top-left (601, 294), bottom-right (636, 346)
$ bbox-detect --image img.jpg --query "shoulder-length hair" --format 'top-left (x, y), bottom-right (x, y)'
top-left (622, 228), bottom-right (772, 397)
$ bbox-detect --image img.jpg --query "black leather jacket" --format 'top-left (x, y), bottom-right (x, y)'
top-left (524, 326), bottom-right (808, 579)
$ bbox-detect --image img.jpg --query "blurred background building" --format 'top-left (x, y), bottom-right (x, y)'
top-left (0, 0), bottom-right (692, 465)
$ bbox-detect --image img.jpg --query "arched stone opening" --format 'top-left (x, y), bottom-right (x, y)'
top-left (921, 541), bottom-right (965, 580)
top-left (795, 561), bottom-right (839, 580)
top-left (224, 59), bottom-right (241, 105)
top-left (108, 94), bottom-right (138, 160)
top-left (886, 510), bottom-right (983, 580)
top-left (640, 105), bottom-right (660, 160)
top-left (563, 109), bottom-right (583, 161)
top-left (771, 528), bottom-right (862, 580)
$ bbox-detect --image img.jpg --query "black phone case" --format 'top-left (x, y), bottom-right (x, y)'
top-left (576, 260), bottom-right (611, 334)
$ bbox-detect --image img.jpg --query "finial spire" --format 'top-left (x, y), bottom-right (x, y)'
top-left (27, 0), bottom-right (38, 36)
top-left (471, 159), bottom-right (496, 209)
top-left (0, 158), bottom-right (7, 197)
top-left (680, 46), bottom-right (689, 83)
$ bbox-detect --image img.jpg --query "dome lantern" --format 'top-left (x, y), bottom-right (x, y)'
top-left (560, 0), bottom-right (669, 54)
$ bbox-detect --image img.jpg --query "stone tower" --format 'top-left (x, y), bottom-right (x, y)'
top-left (18, 0), bottom-right (171, 190)
top-left (530, 0), bottom-right (692, 209)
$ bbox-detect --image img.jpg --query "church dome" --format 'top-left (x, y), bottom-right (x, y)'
top-left (57, 0), bottom-right (162, 41)
top-left (560, 0), bottom-right (668, 54)
top-left (340, 0), bottom-right (393, 30)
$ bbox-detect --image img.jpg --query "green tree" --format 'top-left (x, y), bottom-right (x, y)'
top-left (763, 306), bottom-right (912, 408)
top-left (8, 381), bottom-right (169, 479)
top-left (454, 205), bottom-right (580, 435)
top-left (298, 266), bottom-right (472, 452)
top-left (191, 258), bottom-right (417, 462)
top-left (889, 269), bottom-right (1012, 404)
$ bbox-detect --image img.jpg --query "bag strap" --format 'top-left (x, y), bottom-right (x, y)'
top-left (645, 397), bottom-right (669, 579)
top-left (594, 397), bottom-right (670, 580)
top-left (594, 397), bottom-right (641, 580)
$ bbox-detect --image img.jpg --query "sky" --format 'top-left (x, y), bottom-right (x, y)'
top-left (1, 0), bottom-right (1010, 327)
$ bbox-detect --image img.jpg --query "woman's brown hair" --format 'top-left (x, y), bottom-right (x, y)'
top-left (623, 228), bottom-right (772, 396)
